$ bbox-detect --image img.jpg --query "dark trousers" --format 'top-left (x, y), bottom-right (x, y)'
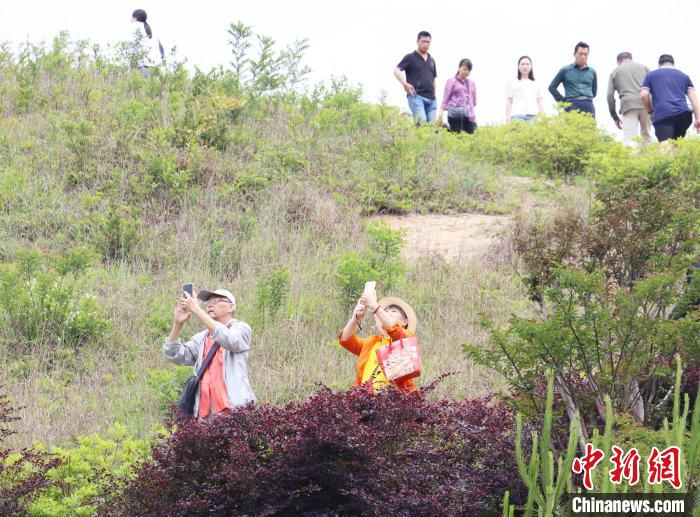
top-left (565, 98), bottom-right (595, 118)
top-left (447, 113), bottom-right (476, 134)
top-left (653, 111), bottom-right (692, 142)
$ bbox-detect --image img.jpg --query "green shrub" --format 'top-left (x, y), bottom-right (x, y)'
top-left (60, 116), bottom-right (96, 183)
top-left (207, 209), bottom-right (257, 278)
top-left (463, 109), bottom-right (610, 179)
top-left (178, 92), bottom-right (243, 150)
top-left (0, 247), bottom-right (109, 352)
top-left (591, 137), bottom-right (700, 197)
top-left (336, 222), bottom-right (405, 309)
top-left (28, 424), bottom-right (156, 516)
top-left (146, 366), bottom-right (193, 417)
top-left (255, 266), bottom-right (291, 325)
top-left (76, 197), bottom-right (141, 261)
top-left (139, 152), bottom-right (192, 199)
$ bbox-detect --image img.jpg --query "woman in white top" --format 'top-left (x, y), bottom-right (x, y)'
top-left (131, 9), bottom-right (165, 78)
top-left (506, 56), bottom-right (544, 122)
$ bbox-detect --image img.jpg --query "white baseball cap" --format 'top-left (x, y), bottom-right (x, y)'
top-left (197, 288), bottom-right (236, 307)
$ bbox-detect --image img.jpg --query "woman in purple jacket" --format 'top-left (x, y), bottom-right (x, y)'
top-left (437, 58), bottom-right (477, 133)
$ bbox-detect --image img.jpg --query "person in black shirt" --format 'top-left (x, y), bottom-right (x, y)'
top-left (393, 31), bottom-right (438, 124)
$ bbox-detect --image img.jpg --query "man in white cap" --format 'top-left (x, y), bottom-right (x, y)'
top-left (163, 288), bottom-right (256, 417)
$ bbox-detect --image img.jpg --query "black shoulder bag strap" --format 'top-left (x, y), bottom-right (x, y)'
top-left (195, 339), bottom-right (221, 383)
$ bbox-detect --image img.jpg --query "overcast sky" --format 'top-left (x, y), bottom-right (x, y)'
top-left (2, 0), bottom-right (699, 135)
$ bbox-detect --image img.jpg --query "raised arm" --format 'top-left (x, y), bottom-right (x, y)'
top-left (339, 299), bottom-right (368, 356)
top-left (163, 334), bottom-right (200, 366)
top-left (211, 321), bottom-right (251, 353)
top-left (163, 299), bottom-right (197, 365)
top-left (360, 295), bottom-right (400, 333)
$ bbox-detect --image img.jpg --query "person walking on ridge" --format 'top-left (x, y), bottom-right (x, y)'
top-left (641, 54), bottom-right (700, 143)
top-left (607, 52), bottom-right (652, 145)
top-left (394, 31), bottom-right (438, 125)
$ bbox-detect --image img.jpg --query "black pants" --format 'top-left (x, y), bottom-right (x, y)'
top-left (447, 113), bottom-right (476, 134)
top-left (653, 111), bottom-right (692, 142)
top-left (565, 98), bottom-right (595, 118)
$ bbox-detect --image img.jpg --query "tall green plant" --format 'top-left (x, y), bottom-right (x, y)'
top-left (507, 357), bottom-right (700, 515)
top-left (589, 355), bottom-right (700, 496)
top-left (256, 266), bottom-right (291, 326)
top-left (510, 371), bottom-right (579, 516)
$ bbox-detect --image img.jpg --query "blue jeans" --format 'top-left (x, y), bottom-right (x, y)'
top-left (511, 114), bottom-right (536, 122)
top-left (407, 94), bottom-right (438, 124)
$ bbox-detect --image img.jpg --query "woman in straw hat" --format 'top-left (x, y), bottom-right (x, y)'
top-left (338, 289), bottom-right (417, 393)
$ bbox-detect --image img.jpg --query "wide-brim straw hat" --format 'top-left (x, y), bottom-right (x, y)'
top-left (378, 296), bottom-right (417, 333)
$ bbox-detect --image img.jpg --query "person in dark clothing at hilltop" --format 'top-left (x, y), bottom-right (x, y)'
top-left (641, 54), bottom-right (700, 143)
top-left (549, 41), bottom-right (597, 117)
top-left (393, 31), bottom-right (438, 125)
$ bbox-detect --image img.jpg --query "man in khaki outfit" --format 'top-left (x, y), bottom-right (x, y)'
top-left (607, 52), bottom-right (652, 145)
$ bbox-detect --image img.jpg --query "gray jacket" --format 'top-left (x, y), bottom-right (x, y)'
top-left (163, 320), bottom-right (256, 415)
top-left (607, 61), bottom-right (650, 119)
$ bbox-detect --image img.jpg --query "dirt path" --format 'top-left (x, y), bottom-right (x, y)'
top-left (378, 213), bottom-right (512, 261)
top-left (378, 174), bottom-right (586, 262)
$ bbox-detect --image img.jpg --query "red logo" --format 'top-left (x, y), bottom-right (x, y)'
top-left (609, 446), bottom-right (640, 485)
top-left (572, 443), bottom-right (605, 490)
top-left (647, 446), bottom-right (682, 489)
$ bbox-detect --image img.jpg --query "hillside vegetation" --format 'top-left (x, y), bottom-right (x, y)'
top-left (0, 30), bottom-right (538, 447)
top-left (0, 27), bottom-right (698, 515)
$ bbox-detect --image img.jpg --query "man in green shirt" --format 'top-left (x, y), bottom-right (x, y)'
top-left (549, 41), bottom-right (597, 118)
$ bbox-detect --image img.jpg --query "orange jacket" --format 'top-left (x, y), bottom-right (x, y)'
top-left (338, 323), bottom-right (417, 392)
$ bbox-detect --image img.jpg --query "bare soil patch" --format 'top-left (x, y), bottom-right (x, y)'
top-left (378, 213), bottom-right (512, 261)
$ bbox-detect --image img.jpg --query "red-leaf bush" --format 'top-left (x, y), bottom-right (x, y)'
top-left (106, 384), bottom-right (527, 515)
top-left (0, 390), bottom-right (62, 515)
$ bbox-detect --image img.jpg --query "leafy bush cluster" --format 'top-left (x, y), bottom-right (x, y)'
top-left (0, 247), bottom-right (110, 354)
top-left (0, 391), bottom-right (155, 517)
top-left (255, 266), bottom-right (291, 326)
top-left (469, 130), bottom-right (700, 443)
top-left (27, 424), bottom-right (154, 517)
top-left (107, 385), bottom-right (527, 516)
top-left (336, 222), bottom-right (405, 310)
top-left (461, 110), bottom-right (610, 178)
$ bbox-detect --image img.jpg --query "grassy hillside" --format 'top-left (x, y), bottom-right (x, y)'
top-left (1, 30), bottom-right (696, 456)
top-left (0, 33), bottom-right (547, 448)
top-left (2, 28), bottom-right (699, 517)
